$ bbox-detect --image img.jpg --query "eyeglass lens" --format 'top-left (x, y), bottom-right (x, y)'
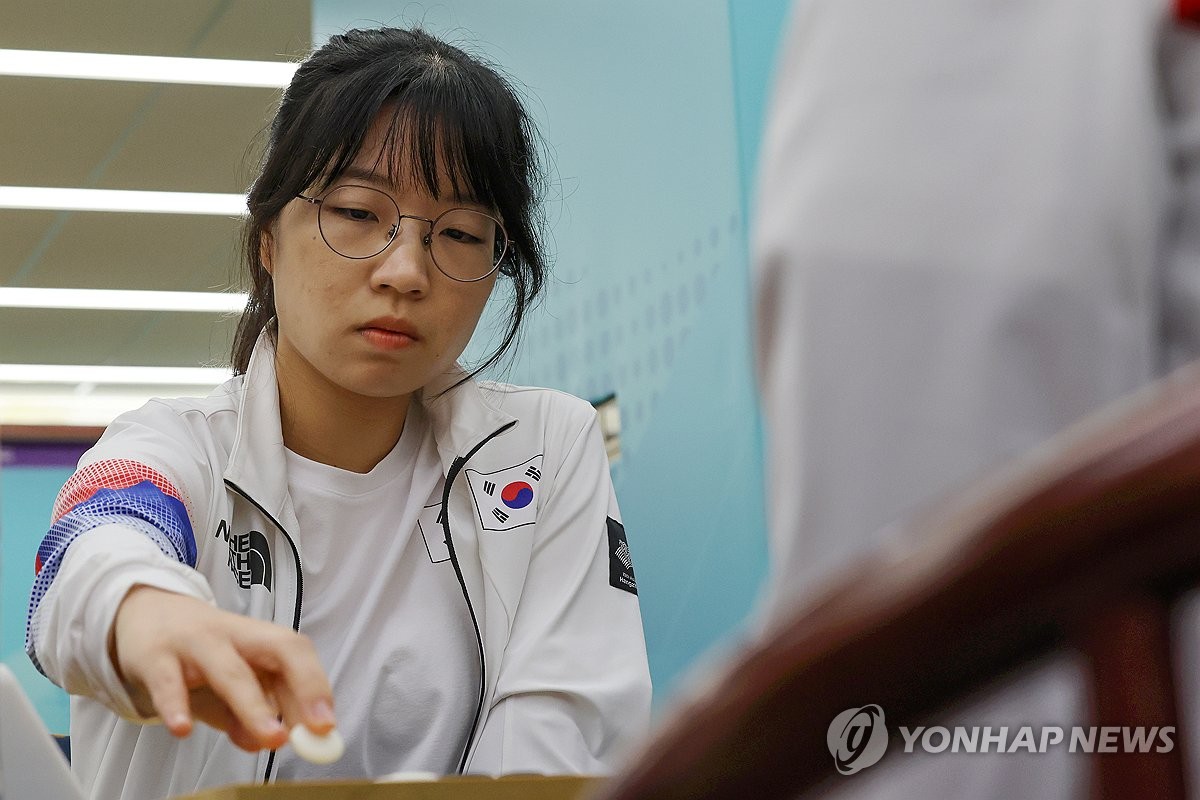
top-left (316, 185), bottom-right (507, 280)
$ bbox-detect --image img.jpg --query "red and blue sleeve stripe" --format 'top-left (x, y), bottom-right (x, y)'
top-left (26, 459), bottom-right (198, 673)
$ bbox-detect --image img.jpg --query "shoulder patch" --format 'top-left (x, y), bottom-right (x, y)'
top-left (465, 454), bottom-right (543, 532)
top-left (607, 517), bottom-right (637, 595)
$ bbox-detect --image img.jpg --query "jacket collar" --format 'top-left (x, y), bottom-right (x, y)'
top-left (417, 364), bottom-right (517, 472)
top-left (223, 334), bottom-right (517, 514)
top-left (222, 336), bottom-right (290, 516)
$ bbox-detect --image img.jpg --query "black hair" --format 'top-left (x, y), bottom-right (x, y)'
top-left (232, 26), bottom-right (547, 380)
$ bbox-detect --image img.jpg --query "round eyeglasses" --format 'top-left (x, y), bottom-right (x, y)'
top-left (297, 184), bottom-right (509, 283)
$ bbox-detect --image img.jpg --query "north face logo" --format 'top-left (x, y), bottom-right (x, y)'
top-left (227, 529), bottom-right (272, 590)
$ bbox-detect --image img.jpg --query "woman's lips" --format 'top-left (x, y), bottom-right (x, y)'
top-left (360, 327), bottom-right (417, 350)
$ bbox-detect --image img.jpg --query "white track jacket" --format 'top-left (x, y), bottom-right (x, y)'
top-left (26, 339), bottom-right (652, 800)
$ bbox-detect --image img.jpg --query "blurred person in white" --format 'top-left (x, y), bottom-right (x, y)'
top-left (754, 0), bottom-right (1200, 796)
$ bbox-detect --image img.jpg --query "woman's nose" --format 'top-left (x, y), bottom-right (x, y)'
top-left (370, 220), bottom-right (431, 295)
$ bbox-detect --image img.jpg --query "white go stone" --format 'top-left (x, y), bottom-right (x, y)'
top-left (288, 724), bottom-right (345, 765)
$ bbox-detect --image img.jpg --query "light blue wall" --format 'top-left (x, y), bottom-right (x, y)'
top-left (1, 465), bottom-right (73, 732)
top-left (312, 0), bottom-right (789, 704)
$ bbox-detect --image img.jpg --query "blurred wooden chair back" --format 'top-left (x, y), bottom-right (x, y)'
top-left (598, 362), bottom-right (1200, 800)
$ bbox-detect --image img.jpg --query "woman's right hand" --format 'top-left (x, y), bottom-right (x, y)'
top-left (110, 585), bottom-right (336, 752)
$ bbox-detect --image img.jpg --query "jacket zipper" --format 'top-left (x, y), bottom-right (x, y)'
top-left (443, 420), bottom-right (517, 774)
top-left (224, 417), bottom-right (512, 781)
top-left (224, 478), bottom-right (304, 784)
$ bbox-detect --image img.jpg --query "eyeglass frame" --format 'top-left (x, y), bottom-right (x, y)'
top-left (296, 185), bottom-right (510, 283)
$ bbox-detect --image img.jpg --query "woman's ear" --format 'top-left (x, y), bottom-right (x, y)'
top-left (259, 228), bottom-right (275, 276)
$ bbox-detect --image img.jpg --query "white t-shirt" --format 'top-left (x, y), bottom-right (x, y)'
top-left (274, 402), bottom-right (479, 780)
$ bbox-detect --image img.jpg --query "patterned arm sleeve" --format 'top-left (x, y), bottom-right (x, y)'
top-left (27, 458), bottom-right (200, 676)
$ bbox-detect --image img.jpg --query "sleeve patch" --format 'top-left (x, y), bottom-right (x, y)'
top-left (607, 517), bottom-right (637, 595)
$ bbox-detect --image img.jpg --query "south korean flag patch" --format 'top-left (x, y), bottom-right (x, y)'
top-left (465, 454), bottom-right (543, 531)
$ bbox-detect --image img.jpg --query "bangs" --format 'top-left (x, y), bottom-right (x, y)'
top-left (310, 73), bottom-right (512, 213)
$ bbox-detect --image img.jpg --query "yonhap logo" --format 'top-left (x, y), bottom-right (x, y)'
top-left (827, 705), bottom-right (889, 775)
top-left (824, 703), bottom-right (1173, 777)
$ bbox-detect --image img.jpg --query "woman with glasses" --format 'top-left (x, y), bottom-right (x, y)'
top-left (25, 26), bottom-right (651, 800)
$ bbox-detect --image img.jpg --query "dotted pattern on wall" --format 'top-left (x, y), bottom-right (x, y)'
top-left (476, 210), bottom-right (742, 462)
